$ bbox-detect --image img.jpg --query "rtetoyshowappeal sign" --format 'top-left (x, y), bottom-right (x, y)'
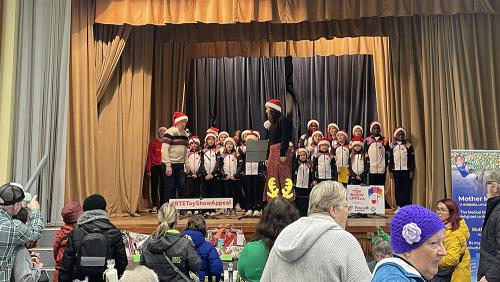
top-left (169, 198), bottom-right (233, 209)
top-left (347, 185), bottom-right (385, 214)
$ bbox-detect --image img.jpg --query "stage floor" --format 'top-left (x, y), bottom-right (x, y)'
top-left (111, 211), bottom-right (393, 241)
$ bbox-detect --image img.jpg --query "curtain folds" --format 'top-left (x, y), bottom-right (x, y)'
top-left (95, 0), bottom-right (498, 25)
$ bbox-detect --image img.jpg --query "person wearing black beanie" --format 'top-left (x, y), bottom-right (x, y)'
top-left (82, 194), bottom-right (107, 211)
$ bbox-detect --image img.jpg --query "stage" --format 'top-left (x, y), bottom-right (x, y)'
top-left (111, 211), bottom-right (394, 258)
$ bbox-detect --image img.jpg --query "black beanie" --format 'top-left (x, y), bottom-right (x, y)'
top-left (83, 194), bottom-right (107, 211)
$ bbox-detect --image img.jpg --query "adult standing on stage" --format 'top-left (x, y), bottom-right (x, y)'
top-left (146, 126), bottom-right (168, 213)
top-left (263, 99), bottom-right (293, 201)
top-left (162, 112), bottom-right (190, 204)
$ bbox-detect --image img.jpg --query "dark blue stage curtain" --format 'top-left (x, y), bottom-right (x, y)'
top-left (184, 55), bottom-right (377, 142)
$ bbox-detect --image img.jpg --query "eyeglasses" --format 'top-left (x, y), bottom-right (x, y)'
top-left (435, 208), bottom-right (449, 213)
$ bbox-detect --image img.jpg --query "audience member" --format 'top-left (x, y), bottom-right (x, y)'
top-left (119, 265), bottom-right (159, 282)
top-left (478, 181), bottom-right (500, 282)
top-left (372, 205), bottom-right (446, 281)
top-left (261, 181), bottom-right (371, 282)
top-left (0, 183), bottom-right (44, 281)
top-left (238, 197), bottom-right (300, 282)
top-left (141, 203), bottom-right (200, 282)
top-left (59, 194), bottom-right (128, 281)
top-left (182, 215), bottom-right (223, 281)
top-left (367, 226), bottom-right (392, 273)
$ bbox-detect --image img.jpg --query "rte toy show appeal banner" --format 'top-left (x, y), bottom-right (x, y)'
top-left (451, 150), bottom-right (500, 281)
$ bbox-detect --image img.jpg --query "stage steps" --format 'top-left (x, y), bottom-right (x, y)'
top-left (31, 227), bottom-right (59, 281)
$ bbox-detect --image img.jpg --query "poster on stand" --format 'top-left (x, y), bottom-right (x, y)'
top-left (347, 185), bottom-right (385, 214)
top-left (451, 150), bottom-right (500, 281)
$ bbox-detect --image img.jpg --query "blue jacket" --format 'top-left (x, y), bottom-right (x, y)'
top-left (182, 230), bottom-right (223, 281)
top-left (372, 257), bottom-right (426, 282)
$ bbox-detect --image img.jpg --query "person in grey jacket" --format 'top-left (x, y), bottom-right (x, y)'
top-left (260, 181), bottom-right (372, 282)
top-left (478, 181), bottom-right (500, 282)
top-left (11, 207), bottom-right (43, 282)
top-left (141, 203), bottom-right (200, 282)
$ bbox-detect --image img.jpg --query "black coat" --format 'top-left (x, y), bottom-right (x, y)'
top-left (140, 231), bottom-right (201, 282)
top-left (59, 218), bottom-right (128, 282)
top-left (478, 196), bottom-right (500, 281)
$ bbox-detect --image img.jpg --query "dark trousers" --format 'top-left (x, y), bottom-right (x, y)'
top-left (202, 179), bottom-right (219, 198)
top-left (243, 175), bottom-right (264, 211)
top-left (369, 173), bottom-right (386, 185)
top-left (394, 170), bottom-right (412, 207)
top-left (150, 164), bottom-right (166, 208)
top-left (223, 180), bottom-right (243, 209)
top-left (349, 177), bottom-right (365, 185)
top-left (185, 176), bottom-right (202, 199)
top-left (164, 163), bottom-right (186, 204)
top-left (295, 187), bottom-right (311, 217)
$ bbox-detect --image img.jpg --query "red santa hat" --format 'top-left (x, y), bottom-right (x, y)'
top-left (265, 99), bottom-right (282, 112)
top-left (352, 125), bottom-right (363, 134)
top-left (204, 133), bottom-right (217, 142)
top-left (328, 123), bottom-right (339, 131)
top-left (318, 137), bottom-right (330, 147)
top-left (311, 130), bottom-right (323, 138)
top-left (206, 127), bottom-right (219, 136)
top-left (172, 112), bottom-right (188, 125)
top-left (393, 126), bottom-right (407, 138)
top-left (369, 121), bottom-right (382, 132)
top-left (219, 131), bottom-right (229, 139)
top-left (246, 130), bottom-right (260, 140)
top-left (351, 136), bottom-right (364, 147)
top-left (223, 137), bottom-right (237, 147)
top-left (307, 119), bottom-right (319, 128)
top-left (336, 130), bottom-right (348, 139)
top-left (296, 147), bottom-right (308, 157)
top-left (241, 130), bottom-right (251, 139)
top-left (189, 136), bottom-right (201, 145)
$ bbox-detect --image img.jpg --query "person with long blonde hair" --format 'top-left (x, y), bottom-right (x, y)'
top-left (141, 203), bottom-right (200, 282)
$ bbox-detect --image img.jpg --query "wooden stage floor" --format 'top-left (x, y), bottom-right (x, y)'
top-left (111, 211), bottom-right (393, 241)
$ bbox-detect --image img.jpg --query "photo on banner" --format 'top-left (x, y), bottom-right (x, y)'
top-left (451, 150), bottom-right (500, 281)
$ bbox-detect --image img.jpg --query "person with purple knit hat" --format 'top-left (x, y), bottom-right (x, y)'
top-left (372, 205), bottom-right (447, 282)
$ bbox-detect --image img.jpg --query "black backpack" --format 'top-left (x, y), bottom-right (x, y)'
top-left (76, 221), bottom-right (111, 279)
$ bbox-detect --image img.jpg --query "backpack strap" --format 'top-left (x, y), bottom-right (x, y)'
top-left (162, 252), bottom-right (192, 282)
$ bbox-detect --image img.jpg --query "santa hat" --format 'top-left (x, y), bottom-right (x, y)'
top-left (393, 126), bottom-right (407, 138)
top-left (241, 130), bottom-right (251, 139)
top-left (328, 123), bottom-right (339, 131)
top-left (352, 125), bottom-right (363, 134)
top-left (223, 137), bottom-right (236, 147)
top-left (189, 136), bottom-right (201, 145)
top-left (172, 112), bottom-right (188, 125)
top-left (336, 130), bottom-right (348, 139)
top-left (351, 136), bottom-right (364, 147)
top-left (219, 131), bottom-right (229, 139)
top-left (204, 133), bottom-right (217, 142)
top-left (307, 119), bottom-right (319, 128)
top-left (318, 137), bottom-right (330, 147)
top-left (296, 147), bottom-right (308, 157)
top-left (370, 121), bottom-right (382, 132)
top-left (206, 127), bottom-right (219, 136)
top-left (264, 120), bottom-right (272, 129)
top-left (246, 130), bottom-right (260, 140)
top-left (311, 131), bottom-right (323, 138)
top-left (265, 99), bottom-right (282, 112)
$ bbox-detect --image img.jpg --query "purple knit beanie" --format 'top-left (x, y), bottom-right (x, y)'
top-left (391, 205), bottom-right (445, 254)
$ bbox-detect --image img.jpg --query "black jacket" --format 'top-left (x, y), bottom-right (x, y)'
top-left (59, 217), bottom-right (128, 282)
top-left (478, 196), bottom-right (500, 281)
top-left (140, 231), bottom-right (201, 282)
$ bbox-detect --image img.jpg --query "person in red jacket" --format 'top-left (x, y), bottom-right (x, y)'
top-left (52, 202), bottom-right (83, 282)
top-left (145, 127), bottom-right (167, 213)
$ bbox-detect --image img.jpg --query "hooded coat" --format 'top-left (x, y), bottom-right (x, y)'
top-left (182, 230), bottom-right (223, 281)
top-left (260, 213), bottom-right (371, 282)
top-left (438, 219), bottom-right (471, 282)
top-left (140, 230), bottom-right (200, 282)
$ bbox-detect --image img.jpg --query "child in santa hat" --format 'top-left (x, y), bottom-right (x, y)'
top-left (306, 131), bottom-right (323, 158)
top-left (200, 132), bottom-right (221, 217)
top-left (240, 131), bottom-right (265, 217)
top-left (364, 121), bottom-right (389, 186)
top-left (352, 125), bottom-right (364, 138)
top-left (298, 119), bottom-right (320, 148)
top-left (185, 136), bottom-right (203, 215)
top-left (217, 131), bottom-right (230, 154)
top-left (333, 130), bottom-right (350, 185)
top-left (389, 126), bottom-right (415, 207)
top-left (293, 148), bottom-right (313, 217)
top-left (349, 136), bottom-right (368, 185)
top-left (311, 138), bottom-right (337, 185)
top-left (218, 137), bottom-right (244, 215)
top-left (327, 123), bottom-right (340, 147)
